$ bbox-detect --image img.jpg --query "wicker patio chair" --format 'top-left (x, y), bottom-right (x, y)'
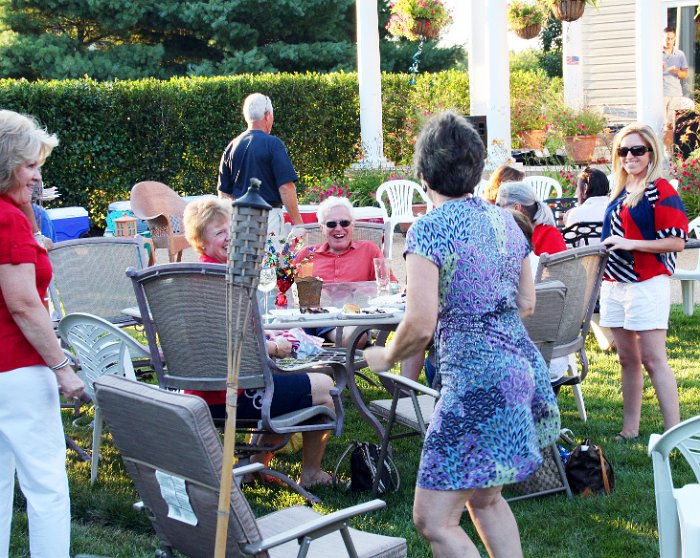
top-left (129, 181), bottom-right (190, 263)
top-left (366, 280), bottom-right (571, 498)
top-left (535, 244), bottom-right (609, 422)
top-left (295, 221), bottom-right (391, 258)
top-left (48, 236), bottom-right (148, 328)
top-left (94, 375), bottom-right (407, 558)
top-left (127, 262), bottom-right (350, 501)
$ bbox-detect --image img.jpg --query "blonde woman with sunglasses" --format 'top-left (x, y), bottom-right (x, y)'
top-left (600, 123), bottom-right (688, 442)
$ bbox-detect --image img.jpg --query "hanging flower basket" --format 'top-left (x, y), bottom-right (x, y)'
top-left (550, 0), bottom-right (587, 22)
top-left (411, 17), bottom-right (440, 40)
top-left (514, 22), bottom-right (542, 40)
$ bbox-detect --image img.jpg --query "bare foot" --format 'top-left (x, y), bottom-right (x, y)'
top-left (299, 470), bottom-right (334, 488)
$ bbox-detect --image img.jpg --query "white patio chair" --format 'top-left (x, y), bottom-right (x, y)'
top-left (524, 176), bottom-right (563, 201)
top-left (58, 312), bottom-right (150, 485)
top-left (473, 178), bottom-right (489, 200)
top-left (375, 180), bottom-right (433, 258)
top-left (671, 216), bottom-right (700, 316)
top-left (648, 415), bottom-right (700, 558)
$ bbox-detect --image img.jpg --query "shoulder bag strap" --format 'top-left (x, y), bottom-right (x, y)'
top-left (598, 446), bottom-right (612, 494)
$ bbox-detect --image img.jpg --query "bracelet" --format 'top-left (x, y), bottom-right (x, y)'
top-left (50, 356), bottom-right (70, 371)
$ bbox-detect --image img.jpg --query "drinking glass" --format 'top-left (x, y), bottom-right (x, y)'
top-left (373, 257), bottom-right (391, 296)
top-left (258, 266), bottom-right (276, 319)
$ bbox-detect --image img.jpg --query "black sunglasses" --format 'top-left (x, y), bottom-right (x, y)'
top-left (617, 145), bottom-right (653, 157)
top-left (324, 220), bottom-right (352, 229)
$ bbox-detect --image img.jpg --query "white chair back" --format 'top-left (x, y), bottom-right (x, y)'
top-left (523, 176), bottom-right (563, 201)
top-left (648, 415), bottom-right (700, 558)
top-left (473, 179), bottom-right (489, 200)
top-left (375, 180), bottom-right (433, 258)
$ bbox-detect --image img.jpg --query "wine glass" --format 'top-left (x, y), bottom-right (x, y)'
top-left (258, 266), bottom-right (276, 320)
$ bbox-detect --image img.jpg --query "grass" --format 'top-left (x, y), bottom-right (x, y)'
top-left (9, 307), bottom-right (700, 557)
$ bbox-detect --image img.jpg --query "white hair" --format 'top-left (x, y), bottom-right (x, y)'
top-left (242, 93), bottom-right (273, 123)
top-left (496, 181), bottom-right (556, 227)
top-left (316, 196), bottom-right (355, 224)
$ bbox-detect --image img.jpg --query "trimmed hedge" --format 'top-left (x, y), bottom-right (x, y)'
top-left (0, 70), bottom-right (553, 228)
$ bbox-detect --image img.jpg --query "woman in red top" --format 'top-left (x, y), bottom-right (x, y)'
top-left (601, 123), bottom-right (688, 441)
top-left (183, 198), bottom-right (336, 488)
top-left (0, 110), bottom-right (84, 558)
top-left (496, 182), bottom-right (567, 256)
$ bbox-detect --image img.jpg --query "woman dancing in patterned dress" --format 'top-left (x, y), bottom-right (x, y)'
top-left (364, 111), bottom-right (560, 558)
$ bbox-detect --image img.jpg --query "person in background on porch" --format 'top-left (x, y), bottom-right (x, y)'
top-left (600, 122), bottom-right (688, 442)
top-left (365, 111), bottom-right (560, 558)
top-left (496, 181), bottom-right (567, 256)
top-left (485, 164), bottom-right (524, 205)
top-left (182, 197), bottom-right (336, 488)
top-left (662, 27), bottom-right (688, 134)
top-left (0, 109), bottom-right (84, 558)
top-left (565, 167), bottom-right (610, 232)
top-left (217, 93), bottom-right (303, 238)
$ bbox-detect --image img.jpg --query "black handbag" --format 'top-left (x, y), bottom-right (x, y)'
top-left (564, 438), bottom-right (614, 496)
top-left (333, 440), bottom-right (399, 494)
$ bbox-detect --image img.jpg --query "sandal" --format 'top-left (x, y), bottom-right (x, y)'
top-left (614, 432), bottom-right (640, 443)
top-left (299, 472), bottom-right (337, 489)
top-left (241, 471), bottom-right (288, 487)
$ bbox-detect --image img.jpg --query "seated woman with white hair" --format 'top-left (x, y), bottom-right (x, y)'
top-left (496, 182), bottom-right (567, 256)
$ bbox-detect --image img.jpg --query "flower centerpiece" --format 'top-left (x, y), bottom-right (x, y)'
top-left (508, 1), bottom-right (547, 40)
top-left (386, 0), bottom-right (452, 41)
top-left (670, 150), bottom-right (700, 221)
top-left (548, 104), bottom-right (607, 164)
top-left (263, 233), bottom-right (305, 306)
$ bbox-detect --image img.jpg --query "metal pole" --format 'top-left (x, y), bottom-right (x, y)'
top-left (214, 178), bottom-right (270, 558)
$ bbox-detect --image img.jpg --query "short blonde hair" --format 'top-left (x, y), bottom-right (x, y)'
top-left (316, 196), bottom-right (354, 224)
top-left (610, 123), bottom-right (664, 208)
top-left (0, 110), bottom-right (58, 195)
top-left (183, 198), bottom-right (232, 254)
top-left (486, 165), bottom-right (524, 204)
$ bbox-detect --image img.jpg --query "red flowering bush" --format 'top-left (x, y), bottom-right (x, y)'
top-left (670, 150), bottom-right (700, 220)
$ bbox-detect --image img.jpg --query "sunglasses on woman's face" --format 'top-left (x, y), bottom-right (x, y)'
top-left (617, 145), bottom-right (653, 157)
top-left (324, 220), bottom-right (352, 229)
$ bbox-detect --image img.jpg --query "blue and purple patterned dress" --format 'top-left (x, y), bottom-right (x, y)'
top-left (406, 196), bottom-right (560, 491)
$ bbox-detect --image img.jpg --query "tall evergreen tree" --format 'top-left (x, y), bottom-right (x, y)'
top-left (0, 0), bottom-right (461, 79)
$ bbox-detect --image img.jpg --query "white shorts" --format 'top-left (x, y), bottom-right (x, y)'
top-left (599, 275), bottom-right (670, 331)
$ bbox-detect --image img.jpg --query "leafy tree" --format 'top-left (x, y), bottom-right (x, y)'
top-left (0, 0), bottom-right (461, 80)
top-left (537, 15), bottom-right (562, 77)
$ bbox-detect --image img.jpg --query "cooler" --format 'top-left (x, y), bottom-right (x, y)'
top-left (46, 206), bottom-right (90, 241)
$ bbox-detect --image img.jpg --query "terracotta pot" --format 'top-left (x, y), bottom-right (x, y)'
top-left (551, 0), bottom-right (586, 22)
top-left (411, 17), bottom-right (440, 40)
top-left (517, 129), bottom-right (546, 150)
top-left (564, 135), bottom-right (598, 164)
top-left (514, 23), bottom-right (542, 40)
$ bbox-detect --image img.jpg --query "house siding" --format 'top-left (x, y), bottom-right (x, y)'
top-left (582, 0), bottom-right (637, 122)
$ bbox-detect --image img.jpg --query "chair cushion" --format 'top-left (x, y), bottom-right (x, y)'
top-left (259, 505), bottom-right (407, 558)
top-left (369, 395), bottom-right (435, 432)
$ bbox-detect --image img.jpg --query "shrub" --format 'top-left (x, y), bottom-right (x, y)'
top-left (670, 150), bottom-right (700, 220)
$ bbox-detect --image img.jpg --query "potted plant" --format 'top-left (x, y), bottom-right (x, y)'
top-left (511, 102), bottom-right (547, 149)
top-left (549, 104), bottom-right (607, 164)
top-left (542, 0), bottom-right (599, 23)
top-left (508, 1), bottom-right (547, 40)
top-left (386, 0), bottom-right (452, 41)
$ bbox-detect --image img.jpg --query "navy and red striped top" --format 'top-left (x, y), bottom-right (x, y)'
top-left (601, 178), bottom-right (688, 283)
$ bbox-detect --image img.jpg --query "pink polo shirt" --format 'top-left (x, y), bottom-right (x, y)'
top-left (295, 240), bottom-right (396, 283)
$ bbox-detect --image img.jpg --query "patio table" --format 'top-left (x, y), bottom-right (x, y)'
top-left (263, 281), bottom-right (404, 442)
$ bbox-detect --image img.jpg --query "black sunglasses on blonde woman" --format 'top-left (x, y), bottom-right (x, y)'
top-left (617, 145), bottom-right (653, 157)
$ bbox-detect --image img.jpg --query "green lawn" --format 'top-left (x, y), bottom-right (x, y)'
top-left (10, 307), bottom-right (700, 557)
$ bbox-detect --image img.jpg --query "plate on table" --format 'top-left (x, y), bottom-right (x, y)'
top-left (339, 307), bottom-right (402, 320)
top-left (269, 307), bottom-right (340, 322)
top-left (368, 293), bottom-right (406, 308)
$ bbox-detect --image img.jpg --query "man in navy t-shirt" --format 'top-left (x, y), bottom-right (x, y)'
top-left (217, 93), bottom-right (303, 232)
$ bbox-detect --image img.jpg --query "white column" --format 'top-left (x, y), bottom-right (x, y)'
top-left (485, 0), bottom-right (511, 166)
top-left (563, 20), bottom-right (584, 110)
top-left (468, 0), bottom-right (488, 117)
top-left (636, 0), bottom-right (664, 134)
top-left (355, 0), bottom-right (391, 168)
